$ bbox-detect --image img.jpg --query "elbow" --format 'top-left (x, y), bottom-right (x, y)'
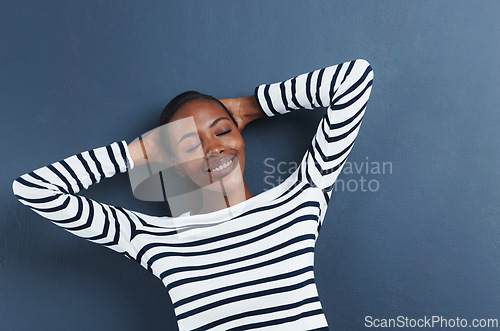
top-left (356, 58), bottom-right (374, 77)
top-left (12, 175), bottom-right (33, 201)
top-left (12, 176), bottom-right (24, 200)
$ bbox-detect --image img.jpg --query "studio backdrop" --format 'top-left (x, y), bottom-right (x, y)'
top-left (1, 1), bottom-right (499, 330)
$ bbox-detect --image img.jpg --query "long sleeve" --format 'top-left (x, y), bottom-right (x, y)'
top-left (254, 59), bottom-right (374, 198)
top-left (12, 140), bottom-right (139, 260)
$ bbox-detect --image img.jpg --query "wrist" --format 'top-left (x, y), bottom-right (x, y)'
top-left (127, 140), bottom-right (146, 167)
top-left (240, 96), bottom-right (265, 122)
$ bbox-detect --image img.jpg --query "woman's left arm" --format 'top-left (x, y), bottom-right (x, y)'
top-left (252, 59), bottom-right (374, 196)
top-left (230, 60), bottom-right (374, 197)
top-left (219, 95), bottom-right (265, 132)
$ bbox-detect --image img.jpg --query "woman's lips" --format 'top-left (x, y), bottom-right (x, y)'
top-left (204, 155), bottom-right (239, 181)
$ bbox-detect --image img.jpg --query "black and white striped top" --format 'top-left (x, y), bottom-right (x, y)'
top-left (12, 59), bottom-right (373, 330)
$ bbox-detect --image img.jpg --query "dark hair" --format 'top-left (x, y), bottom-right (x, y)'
top-left (159, 91), bottom-right (238, 127)
top-left (158, 91), bottom-right (239, 158)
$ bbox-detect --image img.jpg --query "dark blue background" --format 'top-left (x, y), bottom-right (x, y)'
top-left (1, 1), bottom-right (499, 330)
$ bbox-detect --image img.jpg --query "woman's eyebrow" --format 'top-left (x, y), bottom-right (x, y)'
top-left (177, 117), bottom-right (231, 145)
top-left (177, 132), bottom-right (198, 145)
top-left (209, 117), bottom-right (231, 128)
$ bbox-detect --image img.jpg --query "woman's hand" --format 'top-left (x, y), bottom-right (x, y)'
top-left (219, 96), bottom-right (264, 132)
top-left (128, 126), bottom-right (173, 167)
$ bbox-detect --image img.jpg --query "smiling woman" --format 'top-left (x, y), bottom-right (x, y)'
top-left (127, 91), bottom-right (263, 216)
top-left (12, 59), bottom-right (374, 330)
top-left (161, 96), bottom-right (253, 214)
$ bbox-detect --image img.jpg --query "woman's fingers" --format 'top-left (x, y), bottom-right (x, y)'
top-left (219, 98), bottom-right (246, 131)
top-left (141, 127), bottom-right (172, 166)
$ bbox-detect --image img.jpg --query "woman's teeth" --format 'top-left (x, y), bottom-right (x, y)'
top-left (210, 159), bottom-right (233, 172)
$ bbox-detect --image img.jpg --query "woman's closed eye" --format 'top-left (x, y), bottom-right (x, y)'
top-left (216, 129), bottom-right (232, 136)
top-left (184, 130), bottom-right (232, 153)
top-left (183, 137), bottom-right (201, 153)
top-left (185, 144), bottom-right (200, 153)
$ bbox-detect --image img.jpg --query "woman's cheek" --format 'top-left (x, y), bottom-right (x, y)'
top-left (227, 134), bottom-right (245, 149)
top-left (184, 148), bottom-right (204, 162)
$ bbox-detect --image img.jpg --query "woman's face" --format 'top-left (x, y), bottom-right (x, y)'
top-left (166, 98), bottom-right (246, 194)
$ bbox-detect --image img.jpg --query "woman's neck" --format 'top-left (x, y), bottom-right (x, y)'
top-left (194, 179), bottom-right (253, 215)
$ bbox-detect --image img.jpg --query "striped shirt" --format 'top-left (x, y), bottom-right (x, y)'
top-left (12, 59), bottom-right (374, 330)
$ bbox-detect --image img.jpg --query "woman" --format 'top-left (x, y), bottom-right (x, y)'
top-left (128, 91), bottom-right (263, 217)
top-left (13, 59), bottom-right (374, 330)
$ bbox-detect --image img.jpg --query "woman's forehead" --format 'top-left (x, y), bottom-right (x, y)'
top-left (166, 116), bottom-right (198, 138)
top-left (169, 101), bottom-right (230, 134)
top-left (172, 99), bottom-right (227, 122)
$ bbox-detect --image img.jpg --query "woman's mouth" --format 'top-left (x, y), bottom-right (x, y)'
top-left (205, 155), bottom-right (239, 181)
top-left (209, 158), bottom-right (234, 172)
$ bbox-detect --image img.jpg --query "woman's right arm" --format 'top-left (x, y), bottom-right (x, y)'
top-left (12, 140), bottom-right (140, 261)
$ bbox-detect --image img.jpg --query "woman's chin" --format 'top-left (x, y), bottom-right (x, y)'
top-left (203, 166), bottom-right (244, 195)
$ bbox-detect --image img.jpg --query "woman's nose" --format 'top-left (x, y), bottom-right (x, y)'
top-left (203, 136), bottom-right (224, 157)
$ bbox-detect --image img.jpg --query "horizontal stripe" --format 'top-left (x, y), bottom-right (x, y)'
top-left (176, 277), bottom-right (316, 321)
top-left (172, 265), bottom-right (314, 309)
top-left (136, 199), bottom-right (320, 265)
top-left (149, 221), bottom-right (315, 272)
top-left (227, 307), bottom-right (325, 331)
top-left (194, 296), bottom-right (321, 330)
top-left (159, 233), bottom-right (315, 279)
top-left (166, 246), bottom-right (315, 292)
